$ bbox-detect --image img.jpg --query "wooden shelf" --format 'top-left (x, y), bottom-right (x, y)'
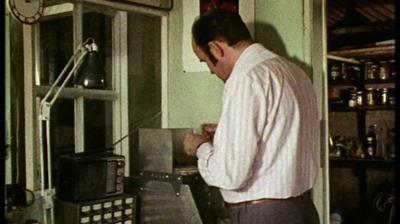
top-left (329, 78), bottom-right (396, 86)
top-left (330, 157), bottom-right (394, 164)
top-left (328, 44), bottom-right (395, 59)
top-left (329, 105), bottom-right (395, 111)
top-left (330, 157), bottom-right (395, 170)
top-left (363, 79), bottom-right (396, 85)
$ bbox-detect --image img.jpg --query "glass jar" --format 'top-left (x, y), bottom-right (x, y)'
top-left (356, 90), bottom-right (364, 106)
top-left (365, 88), bottom-right (376, 106)
top-left (348, 88), bottom-right (357, 107)
top-left (378, 61), bottom-right (389, 80)
top-left (330, 65), bottom-right (340, 81)
top-left (379, 88), bottom-right (388, 105)
top-left (365, 61), bottom-right (378, 80)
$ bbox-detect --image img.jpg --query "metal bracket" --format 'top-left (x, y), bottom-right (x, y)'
top-left (138, 171), bottom-right (203, 197)
top-left (40, 102), bottom-right (51, 121)
top-left (42, 189), bottom-right (55, 210)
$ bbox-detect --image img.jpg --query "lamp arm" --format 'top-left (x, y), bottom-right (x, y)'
top-left (40, 37), bottom-right (94, 119)
top-left (48, 50), bottom-right (88, 105)
top-left (39, 50), bottom-right (88, 121)
top-left (41, 46), bottom-right (85, 104)
top-left (40, 37), bottom-right (93, 100)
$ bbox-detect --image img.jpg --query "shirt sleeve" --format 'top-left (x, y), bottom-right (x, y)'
top-left (196, 73), bottom-right (268, 190)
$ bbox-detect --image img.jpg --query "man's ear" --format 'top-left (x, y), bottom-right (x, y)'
top-left (208, 41), bottom-right (224, 60)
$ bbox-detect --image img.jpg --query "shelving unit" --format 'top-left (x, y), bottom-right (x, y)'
top-left (327, 43), bottom-right (395, 223)
top-left (328, 44), bottom-right (395, 59)
top-left (330, 157), bottom-right (394, 168)
top-left (330, 105), bottom-right (395, 111)
top-left (329, 78), bottom-right (396, 86)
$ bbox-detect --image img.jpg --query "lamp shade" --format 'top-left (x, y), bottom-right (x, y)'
top-left (75, 50), bottom-right (106, 89)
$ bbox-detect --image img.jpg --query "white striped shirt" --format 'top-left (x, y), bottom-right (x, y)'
top-left (196, 43), bottom-right (320, 203)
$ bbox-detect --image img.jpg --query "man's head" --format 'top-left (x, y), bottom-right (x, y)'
top-left (191, 9), bottom-right (253, 81)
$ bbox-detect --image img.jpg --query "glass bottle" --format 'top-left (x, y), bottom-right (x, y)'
top-left (356, 90), bottom-right (364, 106)
top-left (379, 88), bottom-right (388, 105)
top-left (341, 62), bottom-right (347, 80)
top-left (375, 123), bottom-right (388, 159)
top-left (365, 125), bottom-right (377, 158)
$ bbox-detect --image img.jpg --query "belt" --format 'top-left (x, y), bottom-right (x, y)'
top-left (226, 190), bottom-right (311, 208)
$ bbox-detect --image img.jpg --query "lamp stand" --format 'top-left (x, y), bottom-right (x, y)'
top-left (38, 38), bottom-right (98, 224)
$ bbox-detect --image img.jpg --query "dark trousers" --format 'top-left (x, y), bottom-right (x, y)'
top-left (228, 192), bottom-right (320, 224)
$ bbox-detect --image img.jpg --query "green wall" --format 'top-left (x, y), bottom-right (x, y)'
top-left (166, 0), bottom-right (317, 129)
top-left (255, 0), bottom-right (313, 78)
top-left (167, 0), bottom-right (224, 129)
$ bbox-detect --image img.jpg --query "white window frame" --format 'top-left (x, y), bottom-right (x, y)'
top-left (23, 1), bottom-right (169, 190)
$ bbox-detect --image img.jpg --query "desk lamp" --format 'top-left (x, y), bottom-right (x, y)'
top-left (38, 37), bottom-right (105, 224)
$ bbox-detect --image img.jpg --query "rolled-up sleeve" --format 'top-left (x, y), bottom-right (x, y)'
top-left (196, 73), bottom-right (268, 190)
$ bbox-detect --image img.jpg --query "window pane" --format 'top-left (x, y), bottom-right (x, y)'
top-left (84, 100), bottom-right (113, 152)
top-left (39, 15), bottom-right (73, 86)
top-left (45, 99), bottom-right (75, 187)
top-left (51, 99), bottom-right (75, 154)
top-left (127, 13), bottom-right (162, 174)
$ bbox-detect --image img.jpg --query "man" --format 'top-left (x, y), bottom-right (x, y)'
top-left (183, 9), bottom-right (320, 224)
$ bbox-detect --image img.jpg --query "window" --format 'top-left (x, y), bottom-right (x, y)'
top-left (23, 2), bottom-right (168, 190)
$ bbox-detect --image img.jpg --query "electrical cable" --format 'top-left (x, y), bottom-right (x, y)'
top-left (374, 192), bottom-right (394, 212)
top-left (112, 111), bottom-right (162, 146)
top-left (5, 185), bottom-right (35, 207)
top-left (25, 188), bottom-right (35, 206)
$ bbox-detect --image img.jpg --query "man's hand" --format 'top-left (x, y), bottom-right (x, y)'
top-left (201, 123), bottom-right (218, 142)
top-left (183, 133), bottom-right (210, 156)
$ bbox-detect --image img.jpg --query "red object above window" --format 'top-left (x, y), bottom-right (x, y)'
top-left (200, 0), bottom-right (239, 14)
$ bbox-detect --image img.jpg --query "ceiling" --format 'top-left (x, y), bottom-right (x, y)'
top-left (327, 0), bottom-right (394, 27)
top-left (326, 0), bottom-right (395, 50)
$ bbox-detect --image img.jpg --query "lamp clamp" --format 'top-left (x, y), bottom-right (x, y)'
top-left (39, 102), bottom-right (51, 121)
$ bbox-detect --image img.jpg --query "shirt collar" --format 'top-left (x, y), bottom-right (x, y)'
top-left (227, 43), bottom-right (278, 83)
